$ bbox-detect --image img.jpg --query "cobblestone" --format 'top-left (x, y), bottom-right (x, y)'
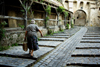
top-left (67, 27), bottom-right (100, 66)
top-left (38, 41), bottom-right (62, 47)
top-left (0, 56), bottom-right (35, 67)
top-left (76, 43), bottom-right (100, 48)
top-left (83, 35), bottom-right (100, 37)
top-left (0, 46), bottom-right (54, 59)
top-left (72, 49), bottom-right (100, 56)
top-left (0, 26), bottom-right (91, 67)
top-left (82, 37), bottom-right (100, 40)
top-left (39, 38), bottom-right (66, 42)
top-left (67, 57), bottom-right (100, 65)
top-left (33, 27), bottom-right (87, 67)
top-left (80, 40), bottom-right (100, 43)
top-left (45, 36), bottom-right (70, 38)
top-left (53, 34), bottom-right (70, 36)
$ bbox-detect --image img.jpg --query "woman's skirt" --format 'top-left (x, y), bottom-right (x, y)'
top-left (27, 35), bottom-right (39, 51)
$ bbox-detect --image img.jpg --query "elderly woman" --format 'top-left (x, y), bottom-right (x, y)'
top-left (24, 20), bottom-right (43, 57)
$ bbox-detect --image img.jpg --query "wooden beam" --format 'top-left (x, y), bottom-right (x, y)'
top-left (0, 15), bottom-right (58, 21)
top-left (0, 15), bottom-right (24, 20)
top-left (6, 5), bottom-right (21, 8)
top-left (49, 19), bottom-right (57, 21)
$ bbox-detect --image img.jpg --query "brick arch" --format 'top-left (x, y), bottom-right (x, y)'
top-left (73, 10), bottom-right (87, 26)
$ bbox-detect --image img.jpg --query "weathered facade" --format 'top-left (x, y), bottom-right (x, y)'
top-left (63, 0), bottom-right (100, 26)
top-left (0, 0), bottom-right (100, 47)
top-left (0, 0), bottom-right (72, 46)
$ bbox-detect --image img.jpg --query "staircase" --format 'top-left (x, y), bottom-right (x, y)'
top-left (67, 27), bottom-right (100, 66)
top-left (0, 26), bottom-right (80, 67)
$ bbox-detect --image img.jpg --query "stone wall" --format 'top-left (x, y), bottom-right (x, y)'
top-left (63, 0), bottom-right (100, 26)
top-left (0, 27), bottom-right (48, 47)
top-left (88, 8), bottom-right (100, 26)
top-left (0, 0), bottom-right (74, 47)
top-left (0, 28), bottom-right (25, 46)
top-left (74, 10), bottom-right (86, 26)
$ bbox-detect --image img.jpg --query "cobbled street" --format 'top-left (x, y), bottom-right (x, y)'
top-left (0, 26), bottom-right (100, 67)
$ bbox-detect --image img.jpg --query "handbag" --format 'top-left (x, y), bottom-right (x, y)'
top-left (23, 41), bottom-right (28, 51)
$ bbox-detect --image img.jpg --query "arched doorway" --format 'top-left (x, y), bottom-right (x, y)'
top-left (74, 10), bottom-right (87, 26)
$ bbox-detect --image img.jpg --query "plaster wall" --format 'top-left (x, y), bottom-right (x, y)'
top-left (73, 2), bottom-right (77, 13)
top-left (89, 8), bottom-right (100, 26)
top-left (63, 0), bottom-right (100, 26)
top-left (8, 11), bottom-right (17, 28)
top-left (74, 10), bottom-right (86, 26)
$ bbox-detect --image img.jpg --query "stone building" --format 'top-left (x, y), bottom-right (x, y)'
top-left (63, 0), bottom-right (100, 26)
top-left (0, 0), bottom-right (100, 46)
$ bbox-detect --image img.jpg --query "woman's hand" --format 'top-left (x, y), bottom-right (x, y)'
top-left (41, 34), bottom-right (43, 37)
top-left (39, 30), bottom-right (43, 37)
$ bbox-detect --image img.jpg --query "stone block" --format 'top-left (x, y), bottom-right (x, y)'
top-left (72, 49), bottom-right (100, 57)
top-left (46, 36), bottom-right (69, 38)
top-left (67, 57), bottom-right (100, 66)
top-left (82, 37), bottom-right (100, 40)
top-left (37, 27), bottom-right (47, 38)
top-left (83, 35), bottom-right (100, 37)
top-left (39, 38), bottom-right (66, 42)
top-left (53, 33), bottom-right (70, 36)
top-left (47, 26), bottom-right (59, 33)
top-left (80, 40), bottom-right (100, 43)
top-left (0, 56), bottom-right (35, 67)
top-left (38, 41), bottom-right (62, 47)
top-left (76, 43), bottom-right (100, 49)
top-left (0, 46), bottom-right (54, 59)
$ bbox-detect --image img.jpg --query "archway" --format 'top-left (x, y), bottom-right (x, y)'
top-left (74, 10), bottom-right (87, 26)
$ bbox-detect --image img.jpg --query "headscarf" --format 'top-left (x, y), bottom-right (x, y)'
top-left (31, 20), bottom-right (35, 24)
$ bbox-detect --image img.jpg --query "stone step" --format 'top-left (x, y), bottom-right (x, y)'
top-left (39, 38), bottom-right (66, 42)
top-left (53, 34), bottom-right (70, 36)
top-left (82, 37), bottom-right (100, 40)
top-left (76, 43), bottom-right (100, 49)
top-left (83, 35), bottom-right (100, 37)
top-left (80, 40), bottom-right (100, 43)
top-left (0, 46), bottom-right (54, 59)
top-left (0, 56), bottom-right (35, 67)
top-left (71, 49), bottom-right (100, 57)
top-left (85, 33), bottom-right (100, 35)
top-left (67, 57), bottom-right (100, 66)
top-left (38, 41), bottom-right (62, 47)
top-left (45, 36), bottom-right (69, 38)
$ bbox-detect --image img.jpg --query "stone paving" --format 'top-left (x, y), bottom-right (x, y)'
top-left (82, 37), bottom-right (100, 40)
top-left (39, 38), bottom-right (66, 42)
top-left (0, 56), bottom-right (36, 67)
top-left (72, 49), bottom-right (100, 57)
top-left (67, 27), bottom-right (100, 66)
top-left (0, 26), bottom-right (86, 67)
top-left (33, 27), bottom-right (86, 67)
top-left (0, 46), bottom-right (54, 59)
top-left (67, 57), bottom-right (100, 66)
top-left (38, 41), bottom-right (62, 47)
top-left (44, 36), bottom-right (69, 38)
top-left (76, 43), bottom-right (100, 49)
top-left (53, 34), bottom-right (70, 36)
top-left (1, 26), bottom-right (100, 67)
top-left (83, 35), bottom-right (100, 37)
top-left (80, 40), bottom-right (100, 43)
